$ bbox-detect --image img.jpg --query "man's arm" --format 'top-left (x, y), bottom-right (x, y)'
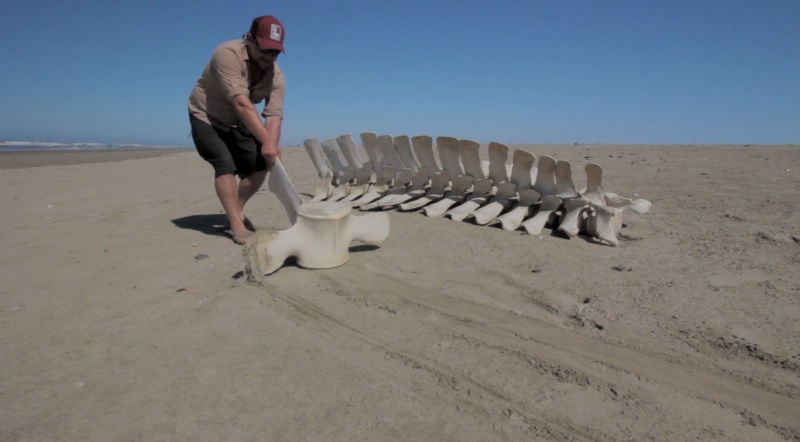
top-left (232, 94), bottom-right (281, 165)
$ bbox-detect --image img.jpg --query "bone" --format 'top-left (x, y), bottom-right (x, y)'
top-left (336, 133), bottom-right (364, 170)
top-left (338, 162), bottom-right (374, 203)
top-left (394, 135), bottom-right (421, 172)
top-left (359, 168), bottom-right (414, 210)
top-left (510, 149), bottom-right (535, 190)
top-left (554, 160), bottom-right (579, 199)
top-left (377, 135), bottom-right (404, 170)
top-left (587, 203), bottom-right (621, 246)
top-left (372, 167), bottom-right (430, 209)
top-left (490, 188), bottom-right (541, 231)
top-left (303, 138), bottom-right (333, 180)
top-left (437, 136), bottom-right (465, 177)
top-left (581, 163), bottom-right (605, 205)
top-left (267, 158), bottom-right (304, 225)
top-left (459, 139), bottom-right (485, 180)
top-left (244, 201), bottom-right (390, 276)
top-left (399, 170), bottom-right (450, 211)
top-left (308, 171), bottom-right (334, 203)
top-left (445, 179), bottom-right (493, 222)
top-left (487, 142), bottom-right (510, 184)
top-left (603, 192), bottom-right (652, 214)
top-left (321, 138), bottom-right (351, 183)
top-left (470, 181), bottom-right (518, 225)
top-left (360, 169), bottom-right (428, 210)
top-left (360, 132), bottom-right (384, 175)
top-left (424, 174), bottom-right (473, 217)
top-left (521, 195), bottom-right (562, 235)
top-left (347, 165), bottom-right (396, 207)
top-left (533, 155), bottom-right (557, 197)
top-left (411, 135), bottom-right (440, 172)
top-left (558, 198), bottom-right (591, 238)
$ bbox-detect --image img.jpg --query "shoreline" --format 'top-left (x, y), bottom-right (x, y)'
top-left (0, 148), bottom-right (193, 169)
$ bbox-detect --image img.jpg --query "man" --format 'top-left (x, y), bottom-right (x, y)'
top-left (188, 15), bottom-right (286, 244)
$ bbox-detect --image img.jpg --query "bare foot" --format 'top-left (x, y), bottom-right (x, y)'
top-left (232, 230), bottom-right (254, 245)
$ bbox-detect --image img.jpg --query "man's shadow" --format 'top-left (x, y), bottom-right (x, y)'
top-left (171, 213), bottom-right (231, 239)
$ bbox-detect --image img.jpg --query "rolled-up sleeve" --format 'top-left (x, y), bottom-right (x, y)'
top-left (210, 45), bottom-right (250, 102)
top-left (262, 68), bottom-right (285, 119)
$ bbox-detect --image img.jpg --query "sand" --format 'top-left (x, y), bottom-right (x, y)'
top-left (0, 144), bottom-right (798, 441)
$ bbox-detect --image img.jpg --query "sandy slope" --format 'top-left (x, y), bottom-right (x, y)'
top-left (0, 144), bottom-right (798, 441)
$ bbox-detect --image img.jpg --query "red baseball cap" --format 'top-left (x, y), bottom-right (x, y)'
top-left (249, 15), bottom-right (285, 52)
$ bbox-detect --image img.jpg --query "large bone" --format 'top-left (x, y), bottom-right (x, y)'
top-left (487, 142), bottom-right (510, 184)
top-left (336, 133), bottom-right (364, 170)
top-left (363, 168), bottom-right (428, 210)
top-left (358, 168), bottom-right (414, 210)
top-left (459, 139), bottom-right (485, 180)
top-left (377, 135), bottom-right (404, 170)
top-left (348, 165), bottom-right (396, 207)
top-left (587, 203), bottom-right (621, 246)
top-left (267, 158), bottom-right (303, 225)
top-left (320, 138), bottom-right (351, 183)
top-left (394, 135), bottom-right (421, 172)
top-left (411, 135), bottom-right (440, 172)
top-left (244, 201), bottom-right (390, 277)
top-left (580, 163), bottom-right (605, 205)
top-left (399, 170), bottom-right (450, 211)
top-left (510, 149), bottom-right (535, 190)
top-left (521, 195), bottom-right (562, 235)
top-left (558, 198), bottom-right (591, 238)
top-left (554, 160), bottom-right (578, 199)
top-left (303, 138), bottom-right (334, 202)
top-left (437, 136), bottom-right (465, 177)
top-left (489, 189), bottom-right (541, 231)
top-left (533, 155), bottom-right (557, 197)
top-left (470, 181), bottom-right (518, 225)
top-left (603, 192), bottom-right (652, 214)
top-left (424, 174), bottom-right (473, 217)
top-left (445, 179), bottom-right (493, 222)
top-left (338, 161), bottom-right (374, 203)
top-left (360, 132), bottom-right (384, 175)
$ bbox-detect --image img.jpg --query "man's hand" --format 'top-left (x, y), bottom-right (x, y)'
top-left (232, 95), bottom-right (283, 167)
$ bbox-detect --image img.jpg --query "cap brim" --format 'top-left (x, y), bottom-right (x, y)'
top-left (256, 37), bottom-right (284, 52)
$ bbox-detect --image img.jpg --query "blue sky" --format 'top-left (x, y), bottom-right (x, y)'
top-left (1, 0), bottom-right (798, 146)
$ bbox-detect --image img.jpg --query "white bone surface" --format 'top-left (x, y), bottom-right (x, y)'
top-left (487, 142), bottom-right (510, 184)
top-left (555, 160), bottom-right (579, 198)
top-left (377, 135), bottom-right (404, 170)
top-left (394, 135), bottom-right (421, 172)
top-left (445, 179), bottom-right (493, 222)
top-left (360, 132), bottom-right (384, 175)
top-left (399, 170), bottom-right (450, 211)
top-left (533, 155), bottom-right (557, 197)
top-left (521, 195), bottom-right (562, 235)
top-left (558, 198), bottom-right (590, 238)
top-left (336, 133), bottom-right (364, 170)
top-left (437, 136), bottom-right (465, 177)
top-left (581, 163), bottom-right (605, 205)
top-left (491, 188), bottom-right (541, 230)
top-left (375, 167), bottom-right (430, 208)
top-left (411, 135), bottom-right (440, 172)
top-left (321, 138), bottom-right (350, 182)
top-left (459, 139), bottom-right (485, 180)
top-left (358, 168), bottom-right (414, 210)
top-left (603, 193), bottom-right (652, 214)
top-left (587, 203), bottom-right (621, 246)
top-left (424, 175), bottom-right (473, 217)
top-left (267, 159), bottom-right (304, 225)
top-left (245, 201), bottom-right (390, 276)
top-left (510, 149), bottom-right (535, 190)
top-left (470, 181), bottom-right (518, 225)
top-left (303, 138), bottom-right (333, 180)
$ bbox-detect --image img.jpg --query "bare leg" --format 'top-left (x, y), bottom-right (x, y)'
top-left (238, 170), bottom-right (267, 225)
top-left (215, 173), bottom-right (251, 243)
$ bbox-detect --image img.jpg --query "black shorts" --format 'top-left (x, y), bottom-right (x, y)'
top-left (189, 114), bottom-right (268, 177)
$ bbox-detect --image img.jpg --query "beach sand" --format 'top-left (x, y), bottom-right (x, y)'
top-left (0, 144), bottom-right (798, 441)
